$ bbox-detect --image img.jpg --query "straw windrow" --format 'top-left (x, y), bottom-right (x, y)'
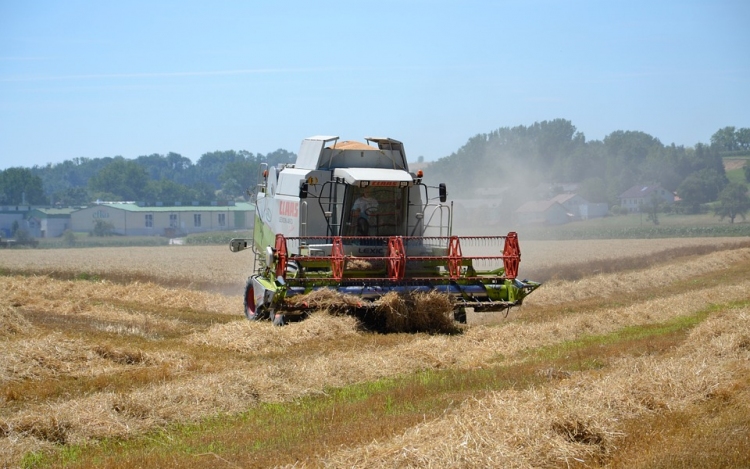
top-left (2, 241), bottom-right (750, 467)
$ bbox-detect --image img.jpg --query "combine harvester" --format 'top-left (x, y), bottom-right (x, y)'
top-left (230, 136), bottom-right (540, 325)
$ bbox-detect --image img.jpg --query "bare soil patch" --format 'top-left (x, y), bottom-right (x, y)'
top-left (724, 157), bottom-right (749, 171)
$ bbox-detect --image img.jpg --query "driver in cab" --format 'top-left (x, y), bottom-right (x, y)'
top-left (351, 187), bottom-right (378, 235)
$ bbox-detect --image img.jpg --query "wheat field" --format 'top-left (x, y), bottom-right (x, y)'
top-left (2, 237), bottom-right (748, 292)
top-left (1, 238), bottom-right (749, 468)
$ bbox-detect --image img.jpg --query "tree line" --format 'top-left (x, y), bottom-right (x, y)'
top-left (0, 149), bottom-right (295, 206)
top-left (424, 121), bottom-right (749, 215)
top-left (1, 122), bottom-right (748, 215)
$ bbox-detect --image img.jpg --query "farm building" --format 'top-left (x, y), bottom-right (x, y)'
top-left (549, 193), bottom-right (609, 220)
top-left (0, 205), bottom-right (31, 237)
top-left (549, 193), bottom-right (588, 218)
top-left (514, 200), bottom-right (570, 225)
top-left (619, 184), bottom-right (676, 213)
top-left (70, 202), bottom-right (255, 236)
top-left (579, 202), bottom-right (609, 220)
top-left (27, 208), bottom-right (76, 238)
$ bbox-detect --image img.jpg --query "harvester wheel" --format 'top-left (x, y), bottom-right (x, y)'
top-left (244, 278), bottom-right (269, 321)
top-left (274, 234), bottom-right (288, 279)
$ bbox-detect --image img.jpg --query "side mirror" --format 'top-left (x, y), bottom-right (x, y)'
top-left (439, 183), bottom-right (447, 203)
top-left (299, 182), bottom-right (308, 199)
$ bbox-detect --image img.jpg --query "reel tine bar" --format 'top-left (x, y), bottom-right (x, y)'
top-left (275, 233), bottom-right (522, 281)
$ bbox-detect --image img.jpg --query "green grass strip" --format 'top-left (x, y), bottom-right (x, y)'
top-left (522, 299), bottom-right (750, 363)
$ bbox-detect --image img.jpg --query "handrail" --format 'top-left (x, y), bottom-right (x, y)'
top-left (422, 203), bottom-right (452, 237)
top-left (300, 201), bottom-right (308, 238)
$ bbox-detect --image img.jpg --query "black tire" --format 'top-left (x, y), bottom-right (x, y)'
top-left (244, 278), bottom-right (268, 321)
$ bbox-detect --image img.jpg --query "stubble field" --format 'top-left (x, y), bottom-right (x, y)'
top-left (3, 237), bottom-right (748, 290)
top-left (2, 237), bottom-right (750, 468)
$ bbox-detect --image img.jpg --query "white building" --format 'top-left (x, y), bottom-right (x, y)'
top-left (619, 185), bottom-right (676, 213)
top-left (549, 193), bottom-right (608, 219)
top-left (70, 202), bottom-right (255, 236)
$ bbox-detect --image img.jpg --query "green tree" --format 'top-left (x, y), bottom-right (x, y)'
top-left (190, 182), bottom-right (216, 202)
top-left (641, 153), bottom-right (682, 192)
top-left (143, 179), bottom-right (195, 203)
top-left (194, 150), bottom-right (248, 189)
top-left (604, 130), bottom-right (662, 165)
top-left (736, 128), bottom-right (750, 151)
top-left (710, 126), bottom-right (738, 152)
top-left (91, 219), bottom-right (116, 236)
top-left (53, 187), bottom-right (90, 206)
top-left (425, 119), bottom-right (584, 197)
top-left (689, 143), bottom-right (726, 175)
top-left (264, 148), bottom-right (296, 167)
top-left (88, 157), bottom-right (149, 201)
top-left (0, 167), bottom-right (47, 204)
top-left (714, 183), bottom-right (749, 224)
top-left (675, 178), bottom-right (701, 213)
top-left (63, 229), bottom-right (77, 247)
top-left (744, 163), bottom-right (750, 183)
top-left (676, 168), bottom-right (727, 213)
top-left (32, 157), bottom-right (117, 198)
top-left (220, 159), bottom-right (260, 199)
top-left (135, 152), bottom-right (194, 183)
top-left (219, 177), bottom-right (243, 200)
top-left (578, 177), bottom-right (608, 203)
top-left (526, 119), bottom-right (583, 169)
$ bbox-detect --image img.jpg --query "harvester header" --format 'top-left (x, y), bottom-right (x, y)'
top-left (230, 135), bottom-right (540, 325)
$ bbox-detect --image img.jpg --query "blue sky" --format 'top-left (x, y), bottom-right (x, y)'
top-left (1, 0), bottom-right (748, 170)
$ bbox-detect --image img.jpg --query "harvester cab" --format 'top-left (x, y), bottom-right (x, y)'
top-left (230, 136), bottom-right (540, 325)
